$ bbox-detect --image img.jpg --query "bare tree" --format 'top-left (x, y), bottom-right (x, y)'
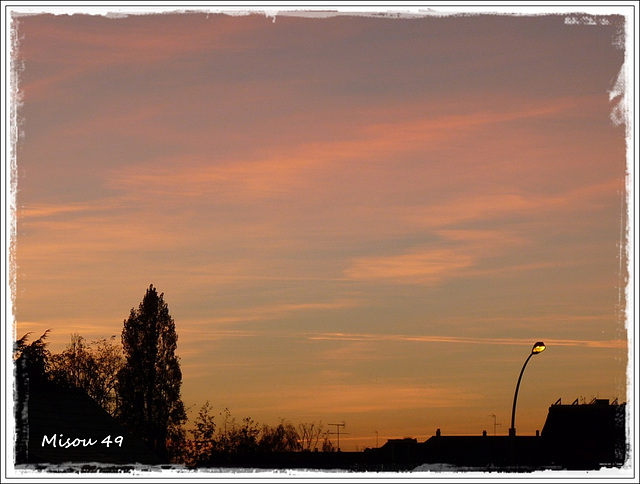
top-left (298, 421), bottom-right (326, 451)
top-left (189, 401), bottom-right (217, 465)
top-left (49, 333), bottom-right (124, 415)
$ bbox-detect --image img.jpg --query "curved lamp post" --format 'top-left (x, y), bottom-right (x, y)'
top-left (509, 342), bottom-right (546, 437)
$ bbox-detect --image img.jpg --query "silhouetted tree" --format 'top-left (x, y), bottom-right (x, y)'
top-left (49, 333), bottom-right (124, 415)
top-left (167, 421), bottom-right (189, 464)
top-left (189, 401), bottom-right (217, 465)
top-left (259, 419), bottom-right (302, 452)
top-left (185, 404), bottom-right (340, 466)
top-left (322, 434), bottom-right (336, 452)
top-left (117, 284), bottom-right (187, 461)
top-left (13, 330), bottom-right (52, 463)
top-left (298, 421), bottom-right (327, 452)
top-left (213, 408), bottom-right (260, 456)
top-left (14, 330), bottom-right (52, 386)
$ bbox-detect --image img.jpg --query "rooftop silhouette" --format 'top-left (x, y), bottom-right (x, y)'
top-left (16, 385), bottom-right (627, 472)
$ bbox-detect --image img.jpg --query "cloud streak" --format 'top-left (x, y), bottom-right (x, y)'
top-left (343, 248), bottom-right (474, 285)
top-left (181, 299), bottom-right (361, 325)
top-left (105, 96), bottom-right (602, 203)
top-left (238, 381), bottom-right (482, 416)
top-left (306, 332), bottom-right (626, 350)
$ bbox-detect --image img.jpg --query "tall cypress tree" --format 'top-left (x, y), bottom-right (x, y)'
top-left (117, 284), bottom-right (186, 460)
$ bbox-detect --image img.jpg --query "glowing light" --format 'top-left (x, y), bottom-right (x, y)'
top-left (532, 342), bottom-right (546, 354)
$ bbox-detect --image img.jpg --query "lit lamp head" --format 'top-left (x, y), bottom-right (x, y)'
top-left (531, 342), bottom-right (546, 354)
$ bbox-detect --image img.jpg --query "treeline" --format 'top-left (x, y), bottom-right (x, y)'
top-left (13, 284), bottom-right (337, 466)
top-left (184, 403), bottom-right (335, 466)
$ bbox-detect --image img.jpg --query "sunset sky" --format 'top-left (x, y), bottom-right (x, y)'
top-left (6, 5), bottom-right (633, 452)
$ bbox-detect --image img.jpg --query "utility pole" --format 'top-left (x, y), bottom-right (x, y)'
top-left (328, 422), bottom-right (347, 452)
top-left (489, 414), bottom-right (501, 436)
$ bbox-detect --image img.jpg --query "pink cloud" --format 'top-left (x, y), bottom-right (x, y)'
top-left (103, 94), bottom-right (606, 205)
top-left (340, 225), bottom-right (536, 286)
top-left (343, 248), bottom-right (474, 284)
top-left (401, 178), bottom-right (624, 230)
top-left (15, 13), bottom-right (266, 97)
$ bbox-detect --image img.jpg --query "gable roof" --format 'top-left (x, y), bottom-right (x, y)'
top-left (19, 382), bottom-right (161, 466)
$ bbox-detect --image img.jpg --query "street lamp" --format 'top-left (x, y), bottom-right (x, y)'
top-left (509, 341), bottom-right (546, 437)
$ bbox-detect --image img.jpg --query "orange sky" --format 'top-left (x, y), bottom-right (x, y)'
top-left (5, 5), bottom-right (633, 453)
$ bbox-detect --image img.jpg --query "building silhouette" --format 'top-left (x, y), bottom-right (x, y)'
top-left (14, 390), bottom-right (626, 472)
top-left (540, 397), bottom-right (627, 469)
top-left (366, 397), bottom-right (627, 472)
top-left (15, 380), bottom-right (161, 467)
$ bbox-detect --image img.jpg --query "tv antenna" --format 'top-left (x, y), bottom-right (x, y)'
top-left (488, 414), bottom-right (501, 436)
top-left (328, 422), bottom-right (348, 451)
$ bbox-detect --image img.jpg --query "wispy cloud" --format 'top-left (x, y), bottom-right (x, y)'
top-left (400, 179), bottom-right (624, 230)
top-left (340, 177), bottom-right (624, 286)
top-left (239, 381), bottom-right (481, 415)
top-left (181, 299), bottom-right (361, 325)
top-left (105, 96), bottom-right (598, 204)
top-left (340, 225), bottom-right (527, 285)
top-left (16, 12), bottom-right (265, 99)
top-left (343, 248), bottom-right (474, 285)
top-left (109, 154), bottom-right (320, 202)
top-left (306, 332), bottom-right (626, 349)
top-left (17, 203), bottom-right (99, 219)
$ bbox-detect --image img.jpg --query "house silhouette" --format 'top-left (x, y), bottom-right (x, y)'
top-left (14, 387), bottom-right (626, 472)
top-left (540, 397), bottom-right (627, 469)
top-left (15, 380), bottom-right (161, 466)
top-left (367, 397), bottom-right (627, 471)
